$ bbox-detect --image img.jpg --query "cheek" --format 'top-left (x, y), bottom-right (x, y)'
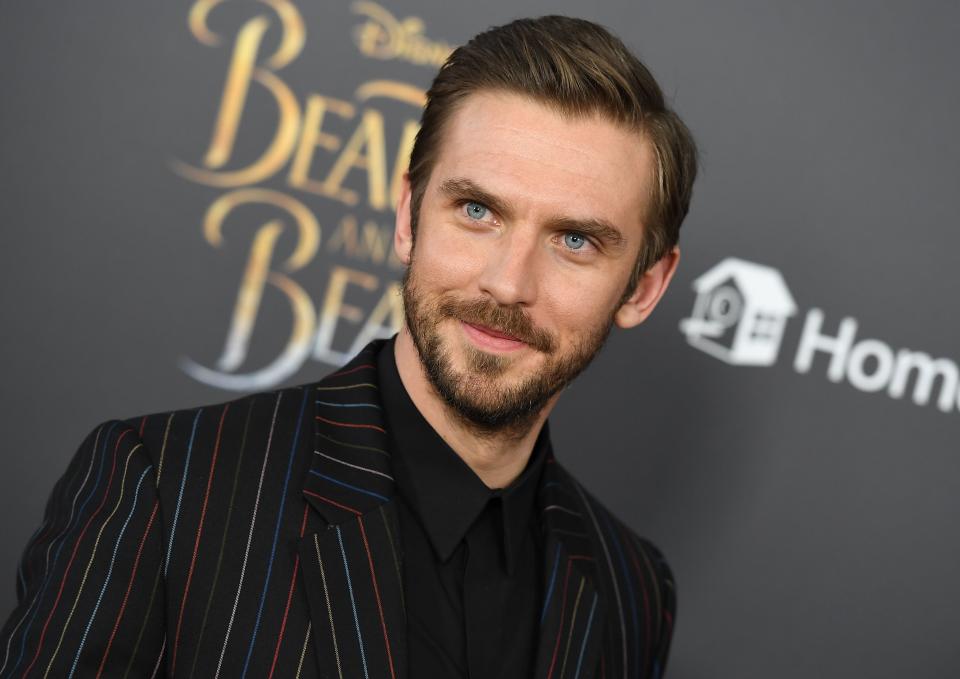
top-left (540, 269), bottom-right (625, 330)
top-left (414, 226), bottom-right (487, 287)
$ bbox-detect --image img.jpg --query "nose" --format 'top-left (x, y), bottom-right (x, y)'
top-left (476, 226), bottom-right (540, 306)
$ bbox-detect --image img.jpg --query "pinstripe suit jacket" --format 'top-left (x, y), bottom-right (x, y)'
top-left (0, 339), bottom-right (675, 679)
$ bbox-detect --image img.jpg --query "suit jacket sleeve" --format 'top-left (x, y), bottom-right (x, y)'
top-left (0, 420), bottom-right (167, 677)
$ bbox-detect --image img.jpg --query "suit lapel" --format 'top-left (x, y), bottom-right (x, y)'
top-left (297, 339), bottom-right (605, 679)
top-left (533, 457), bottom-right (606, 679)
top-left (298, 341), bottom-right (406, 679)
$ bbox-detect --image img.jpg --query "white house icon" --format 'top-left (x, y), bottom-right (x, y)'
top-left (679, 257), bottom-right (798, 366)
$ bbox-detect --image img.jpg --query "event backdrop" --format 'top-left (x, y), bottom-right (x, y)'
top-left (2, 2), bottom-right (958, 677)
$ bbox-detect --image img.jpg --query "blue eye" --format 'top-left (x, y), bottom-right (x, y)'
top-left (464, 201), bottom-right (488, 220)
top-left (564, 232), bottom-right (587, 250)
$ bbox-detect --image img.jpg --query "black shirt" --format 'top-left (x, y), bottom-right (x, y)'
top-left (377, 337), bottom-right (548, 679)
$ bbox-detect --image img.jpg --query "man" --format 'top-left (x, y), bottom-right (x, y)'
top-left (0, 15), bottom-right (696, 679)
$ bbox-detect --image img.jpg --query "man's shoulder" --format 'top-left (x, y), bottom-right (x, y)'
top-left (547, 461), bottom-right (677, 677)
top-left (120, 384), bottom-right (312, 464)
top-left (110, 340), bottom-right (389, 477)
top-left (549, 458), bottom-right (675, 595)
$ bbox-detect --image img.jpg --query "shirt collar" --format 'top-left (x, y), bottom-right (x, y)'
top-left (377, 336), bottom-right (548, 575)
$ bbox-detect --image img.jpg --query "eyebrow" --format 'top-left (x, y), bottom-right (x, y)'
top-left (546, 216), bottom-right (627, 251)
top-left (438, 177), bottom-right (515, 221)
top-left (437, 176), bottom-right (628, 252)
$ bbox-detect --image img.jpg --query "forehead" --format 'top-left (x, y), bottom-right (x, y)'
top-left (428, 90), bottom-right (655, 237)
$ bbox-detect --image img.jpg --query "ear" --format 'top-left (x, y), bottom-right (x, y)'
top-left (614, 246), bottom-right (681, 329)
top-left (394, 173), bottom-right (414, 265)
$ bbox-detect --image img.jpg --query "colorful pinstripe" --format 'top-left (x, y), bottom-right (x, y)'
top-left (0, 339), bottom-right (675, 678)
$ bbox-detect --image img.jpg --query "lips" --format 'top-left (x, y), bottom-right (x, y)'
top-left (466, 322), bottom-right (522, 342)
top-left (461, 321), bottom-right (529, 352)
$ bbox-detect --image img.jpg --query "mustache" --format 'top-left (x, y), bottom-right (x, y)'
top-left (436, 297), bottom-right (557, 353)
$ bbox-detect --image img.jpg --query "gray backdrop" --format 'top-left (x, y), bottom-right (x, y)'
top-left (2, 1), bottom-right (958, 677)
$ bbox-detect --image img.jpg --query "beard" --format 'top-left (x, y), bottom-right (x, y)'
top-left (401, 265), bottom-right (618, 438)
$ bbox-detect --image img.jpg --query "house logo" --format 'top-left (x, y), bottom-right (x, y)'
top-left (679, 257), bottom-right (960, 414)
top-left (679, 257), bottom-right (798, 366)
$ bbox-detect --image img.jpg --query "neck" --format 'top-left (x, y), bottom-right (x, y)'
top-left (393, 327), bottom-right (555, 489)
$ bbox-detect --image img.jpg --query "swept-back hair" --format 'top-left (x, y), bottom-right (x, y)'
top-left (407, 15), bottom-right (698, 285)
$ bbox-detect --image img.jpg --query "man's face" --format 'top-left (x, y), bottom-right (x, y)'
top-left (398, 91), bottom-right (662, 435)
